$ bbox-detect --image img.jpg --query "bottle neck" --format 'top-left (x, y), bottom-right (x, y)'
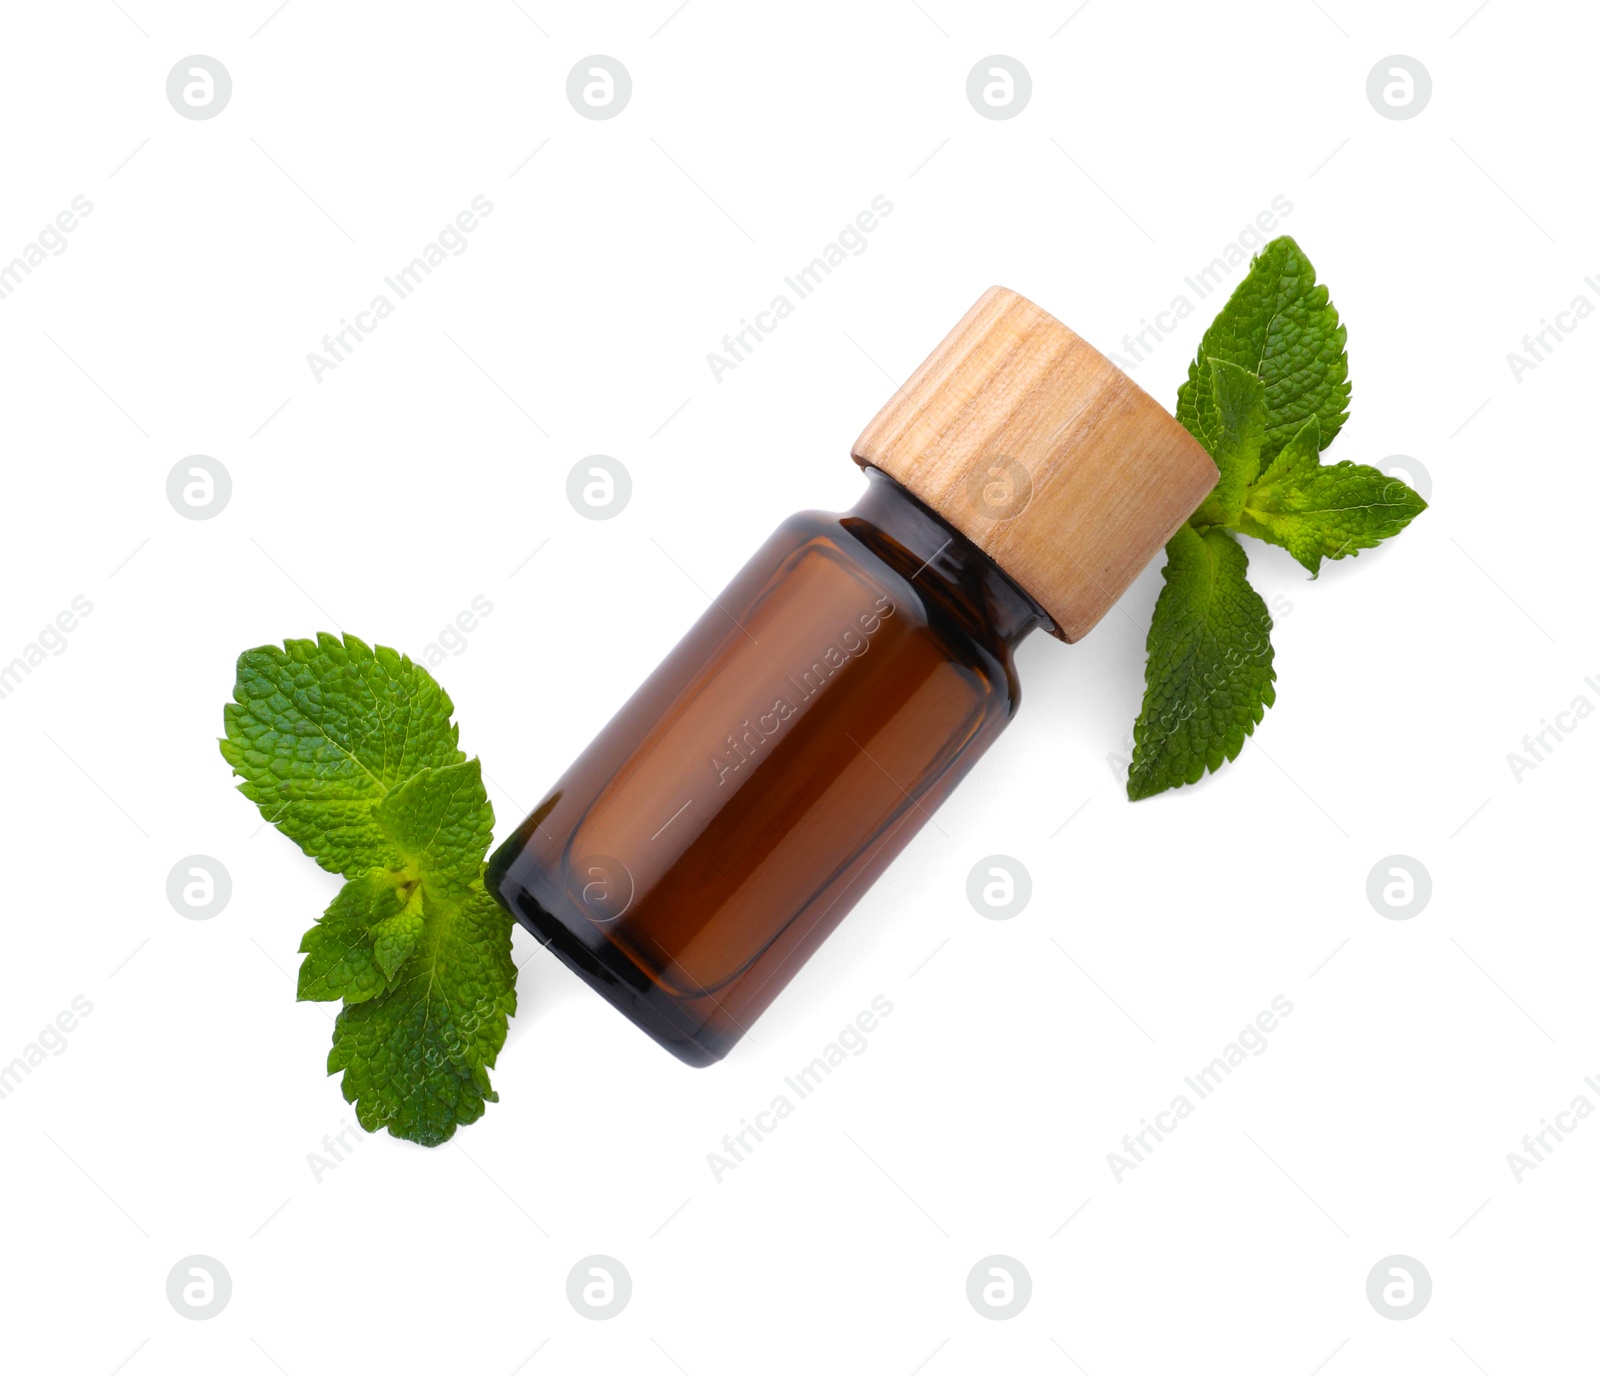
top-left (843, 467), bottom-right (1052, 647)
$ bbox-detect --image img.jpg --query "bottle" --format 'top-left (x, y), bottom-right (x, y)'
top-left (486, 287), bottom-right (1216, 1065)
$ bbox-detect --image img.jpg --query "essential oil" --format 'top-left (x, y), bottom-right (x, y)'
top-left (488, 287), bottom-right (1217, 1064)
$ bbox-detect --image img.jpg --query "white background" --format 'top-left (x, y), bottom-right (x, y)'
top-left (1, 1), bottom-right (1594, 1372)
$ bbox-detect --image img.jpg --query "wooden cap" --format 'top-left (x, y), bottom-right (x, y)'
top-left (851, 286), bottom-right (1218, 642)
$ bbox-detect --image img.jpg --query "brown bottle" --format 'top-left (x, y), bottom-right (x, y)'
top-left (487, 287), bottom-right (1216, 1065)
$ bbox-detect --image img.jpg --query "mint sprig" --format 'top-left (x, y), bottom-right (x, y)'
top-left (221, 634), bottom-right (516, 1146)
top-left (1128, 236), bottom-right (1426, 799)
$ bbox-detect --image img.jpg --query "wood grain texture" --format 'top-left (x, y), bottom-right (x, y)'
top-left (851, 286), bottom-right (1218, 642)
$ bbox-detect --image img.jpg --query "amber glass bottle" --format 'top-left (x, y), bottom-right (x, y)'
top-left (489, 469), bottom-right (1044, 1064)
top-left (488, 287), bottom-right (1217, 1065)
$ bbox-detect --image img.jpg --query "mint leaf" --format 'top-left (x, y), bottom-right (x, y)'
top-left (298, 763), bottom-right (492, 1000)
top-left (1236, 418), bottom-right (1428, 575)
top-left (1176, 236), bottom-right (1350, 462)
top-left (219, 633), bottom-right (464, 876)
top-left (372, 759), bottom-right (494, 898)
top-left (328, 885), bottom-right (517, 1147)
top-left (1127, 524), bottom-right (1276, 800)
top-left (371, 899), bottom-right (426, 982)
top-left (298, 870), bottom-right (418, 1004)
top-left (1190, 358), bottom-right (1267, 528)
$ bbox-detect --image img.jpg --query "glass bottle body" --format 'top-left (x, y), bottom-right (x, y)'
top-left (486, 468), bottom-right (1045, 1065)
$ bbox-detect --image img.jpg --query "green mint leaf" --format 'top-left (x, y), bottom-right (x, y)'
top-left (372, 759), bottom-right (495, 898)
top-left (1175, 236), bottom-right (1350, 462)
top-left (297, 761), bottom-right (493, 999)
top-left (298, 870), bottom-right (418, 1004)
top-left (371, 898), bottom-right (426, 982)
top-left (1128, 524), bottom-right (1276, 800)
top-left (219, 633), bottom-right (464, 876)
top-left (328, 883), bottom-right (517, 1147)
top-left (1236, 418), bottom-right (1428, 575)
top-left (1189, 358), bottom-right (1267, 528)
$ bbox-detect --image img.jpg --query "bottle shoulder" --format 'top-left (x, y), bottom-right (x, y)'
top-left (766, 507), bottom-right (1025, 712)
